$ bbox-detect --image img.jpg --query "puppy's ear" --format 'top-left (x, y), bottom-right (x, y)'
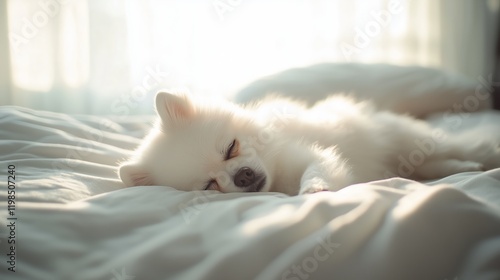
top-left (119, 162), bottom-right (153, 187)
top-left (155, 91), bottom-right (194, 127)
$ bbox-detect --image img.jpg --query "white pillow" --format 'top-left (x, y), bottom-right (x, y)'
top-left (234, 63), bottom-right (492, 117)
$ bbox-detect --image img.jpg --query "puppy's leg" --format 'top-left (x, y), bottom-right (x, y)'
top-left (460, 141), bottom-right (500, 170)
top-left (299, 147), bottom-right (353, 194)
top-left (412, 139), bottom-right (500, 179)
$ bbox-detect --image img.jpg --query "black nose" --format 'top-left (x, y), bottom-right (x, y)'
top-left (234, 167), bottom-right (255, 187)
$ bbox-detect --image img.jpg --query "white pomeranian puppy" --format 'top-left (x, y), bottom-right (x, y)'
top-left (119, 91), bottom-right (500, 195)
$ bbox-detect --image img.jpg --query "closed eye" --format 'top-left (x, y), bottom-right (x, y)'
top-left (225, 139), bottom-right (239, 160)
top-left (204, 179), bottom-right (219, 191)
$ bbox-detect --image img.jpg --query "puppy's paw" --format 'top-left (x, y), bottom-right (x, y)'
top-left (299, 186), bottom-right (330, 195)
top-left (466, 141), bottom-right (500, 170)
top-left (455, 161), bottom-right (484, 172)
top-left (484, 146), bottom-right (500, 169)
top-left (299, 176), bottom-right (332, 195)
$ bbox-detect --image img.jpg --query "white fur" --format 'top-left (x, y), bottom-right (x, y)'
top-left (119, 92), bottom-right (500, 195)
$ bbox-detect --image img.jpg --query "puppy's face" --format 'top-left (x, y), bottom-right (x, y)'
top-left (119, 92), bottom-right (276, 193)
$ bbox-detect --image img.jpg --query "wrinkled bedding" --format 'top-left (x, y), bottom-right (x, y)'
top-left (1, 105), bottom-right (500, 280)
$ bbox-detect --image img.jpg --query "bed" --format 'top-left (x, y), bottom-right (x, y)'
top-left (1, 64), bottom-right (500, 280)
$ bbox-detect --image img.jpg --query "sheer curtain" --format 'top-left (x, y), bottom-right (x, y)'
top-left (0, 0), bottom-right (498, 115)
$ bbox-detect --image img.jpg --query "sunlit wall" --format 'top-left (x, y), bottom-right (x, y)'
top-left (1, 0), bottom-right (498, 114)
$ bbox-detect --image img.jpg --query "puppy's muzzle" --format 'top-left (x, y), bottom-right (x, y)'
top-left (234, 167), bottom-right (256, 187)
top-left (234, 167), bottom-right (266, 192)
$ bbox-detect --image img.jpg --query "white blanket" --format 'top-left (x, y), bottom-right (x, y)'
top-left (1, 106), bottom-right (500, 280)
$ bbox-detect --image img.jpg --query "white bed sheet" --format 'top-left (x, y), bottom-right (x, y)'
top-left (1, 106), bottom-right (500, 280)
